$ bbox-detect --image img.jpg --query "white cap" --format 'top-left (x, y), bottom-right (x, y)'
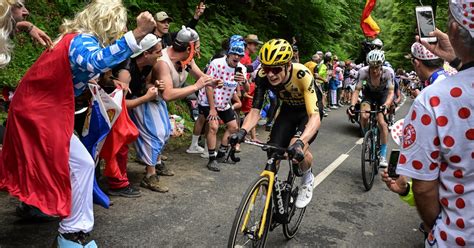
top-left (131, 34), bottom-right (161, 58)
top-left (450, 0), bottom-right (474, 38)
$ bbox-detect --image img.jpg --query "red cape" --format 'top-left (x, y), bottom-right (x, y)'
top-left (0, 34), bottom-right (77, 218)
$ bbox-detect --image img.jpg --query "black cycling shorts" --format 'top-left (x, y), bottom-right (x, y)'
top-left (198, 105), bottom-right (236, 124)
top-left (361, 88), bottom-right (389, 108)
top-left (268, 104), bottom-right (318, 150)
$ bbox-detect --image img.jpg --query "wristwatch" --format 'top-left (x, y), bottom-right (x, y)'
top-left (449, 58), bottom-right (462, 70)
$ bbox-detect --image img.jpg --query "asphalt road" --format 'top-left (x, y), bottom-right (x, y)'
top-left (0, 95), bottom-right (426, 247)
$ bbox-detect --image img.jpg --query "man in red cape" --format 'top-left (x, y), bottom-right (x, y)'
top-left (0, 0), bottom-right (156, 246)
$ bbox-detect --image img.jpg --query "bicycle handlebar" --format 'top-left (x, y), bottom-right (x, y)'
top-left (242, 140), bottom-right (288, 155)
top-left (353, 109), bottom-right (384, 114)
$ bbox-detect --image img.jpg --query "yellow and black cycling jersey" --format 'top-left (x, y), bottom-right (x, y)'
top-left (252, 63), bottom-right (319, 115)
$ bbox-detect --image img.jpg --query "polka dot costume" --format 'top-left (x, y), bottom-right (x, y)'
top-left (450, 0), bottom-right (474, 38)
top-left (397, 67), bottom-right (474, 247)
top-left (198, 57), bottom-right (247, 111)
top-left (411, 42), bottom-right (439, 60)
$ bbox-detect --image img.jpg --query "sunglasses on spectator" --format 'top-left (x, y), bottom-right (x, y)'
top-left (262, 66), bottom-right (284, 74)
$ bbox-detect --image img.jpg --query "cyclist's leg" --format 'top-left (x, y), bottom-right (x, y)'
top-left (267, 106), bottom-right (297, 157)
top-left (360, 100), bottom-right (371, 133)
top-left (292, 111), bottom-right (318, 175)
top-left (292, 111), bottom-right (318, 208)
top-left (376, 92), bottom-right (389, 168)
top-left (376, 112), bottom-right (389, 156)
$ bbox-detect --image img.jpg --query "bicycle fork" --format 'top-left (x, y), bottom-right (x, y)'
top-left (241, 170), bottom-right (275, 239)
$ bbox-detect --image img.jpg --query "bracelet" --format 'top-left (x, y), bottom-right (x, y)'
top-left (449, 57), bottom-right (462, 70)
top-left (26, 24), bottom-right (34, 33)
top-left (399, 182), bottom-right (411, 197)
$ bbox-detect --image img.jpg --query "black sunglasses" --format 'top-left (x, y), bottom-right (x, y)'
top-left (262, 66), bottom-right (284, 74)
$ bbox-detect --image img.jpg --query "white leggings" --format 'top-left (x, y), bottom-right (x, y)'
top-left (58, 135), bottom-right (95, 234)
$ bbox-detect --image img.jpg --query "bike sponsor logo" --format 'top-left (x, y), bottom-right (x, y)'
top-left (402, 123), bottom-right (416, 149)
top-left (274, 180), bottom-right (285, 215)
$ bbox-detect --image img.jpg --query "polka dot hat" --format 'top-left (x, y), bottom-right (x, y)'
top-left (450, 0), bottom-right (474, 38)
top-left (411, 42), bottom-right (439, 60)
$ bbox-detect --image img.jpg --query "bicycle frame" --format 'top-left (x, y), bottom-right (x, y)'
top-left (356, 105), bottom-right (385, 156)
top-left (239, 141), bottom-right (291, 239)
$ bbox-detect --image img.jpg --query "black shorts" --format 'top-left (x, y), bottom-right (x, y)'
top-left (268, 104), bottom-right (318, 150)
top-left (361, 94), bottom-right (387, 107)
top-left (198, 105), bottom-right (236, 124)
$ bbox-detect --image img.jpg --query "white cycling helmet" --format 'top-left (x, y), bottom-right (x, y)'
top-left (366, 50), bottom-right (385, 66)
top-left (372, 38), bottom-right (383, 49)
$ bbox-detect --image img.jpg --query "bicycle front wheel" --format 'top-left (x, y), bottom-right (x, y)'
top-left (282, 183), bottom-right (306, 239)
top-left (361, 130), bottom-right (376, 191)
top-left (228, 176), bottom-right (272, 248)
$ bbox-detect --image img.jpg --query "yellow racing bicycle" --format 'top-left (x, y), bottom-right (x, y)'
top-left (227, 141), bottom-right (307, 247)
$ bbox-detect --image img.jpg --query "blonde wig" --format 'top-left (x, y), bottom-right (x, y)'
top-left (59, 0), bottom-right (127, 46)
top-left (0, 0), bottom-right (17, 68)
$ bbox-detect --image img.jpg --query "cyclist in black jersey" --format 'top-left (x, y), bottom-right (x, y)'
top-left (348, 50), bottom-right (394, 168)
top-left (230, 39), bottom-right (322, 208)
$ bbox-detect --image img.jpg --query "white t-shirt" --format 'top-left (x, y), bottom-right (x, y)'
top-left (198, 56), bottom-right (247, 111)
top-left (397, 67), bottom-right (474, 248)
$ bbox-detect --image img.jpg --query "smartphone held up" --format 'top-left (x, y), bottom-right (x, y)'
top-left (415, 6), bottom-right (437, 43)
top-left (387, 149), bottom-right (400, 179)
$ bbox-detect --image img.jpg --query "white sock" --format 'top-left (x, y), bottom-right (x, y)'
top-left (302, 169), bottom-right (314, 185)
top-left (191, 135), bottom-right (200, 147)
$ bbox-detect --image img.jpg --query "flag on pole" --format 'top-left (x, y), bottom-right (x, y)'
top-left (361, 0), bottom-right (381, 38)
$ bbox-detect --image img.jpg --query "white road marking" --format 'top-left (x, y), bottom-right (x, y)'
top-left (313, 137), bottom-right (365, 188)
top-left (313, 154), bottom-right (349, 189)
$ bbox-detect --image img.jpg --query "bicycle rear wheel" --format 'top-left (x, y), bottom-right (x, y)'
top-left (282, 182), bottom-right (306, 239)
top-left (228, 176), bottom-right (272, 248)
top-left (361, 130), bottom-right (376, 191)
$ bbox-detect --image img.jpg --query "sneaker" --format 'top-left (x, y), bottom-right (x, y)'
top-left (54, 232), bottom-right (97, 248)
top-left (207, 160), bottom-right (220, 172)
top-left (323, 111), bottom-right (329, 117)
top-left (337, 103), bottom-right (344, 107)
top-left (186, 145), bottom-right (205, 154)
top-left (108, 185), bottom-right (141, 198)
top-left (330, 105), bottom-right (339, 109)
top-left (325, 107), bottom-right (331, 112)
top-left (156, 162), bottom-right (174, 176)
top-left (379, 156), bottom-right (388, 168)
top-left (201, 151), bottom-right (209, 158)
top-left (140, 175), bottom-right (169, 193)
top-left (295, 179), bottom-right (314, 208)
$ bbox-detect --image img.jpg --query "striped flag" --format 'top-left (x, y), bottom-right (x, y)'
top-left (360, 0), bottom-right (381, 38)
top-left (81, 84), bottom-right (123, 208)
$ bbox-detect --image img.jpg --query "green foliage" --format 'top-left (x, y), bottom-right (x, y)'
top-left (1, 0), bottom-right (452, 87)
top-left (374, 0), bottom-right (448, 70)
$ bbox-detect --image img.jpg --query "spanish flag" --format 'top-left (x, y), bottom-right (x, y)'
top-left (360, 0), bottom-right (381, 38)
